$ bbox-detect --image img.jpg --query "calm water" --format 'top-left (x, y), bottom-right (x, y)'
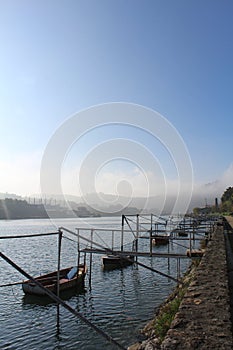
top-left (0, 217), bottom-right (192, 350)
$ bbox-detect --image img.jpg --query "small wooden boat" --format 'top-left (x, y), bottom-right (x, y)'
top-left (22, 264), bottom-right (87, 296)
top-left (102, 255), bottom-right (134, 269)
top-left (177, 230), bottom-right (188, 237)
top-left (186, 249), bottom-right (205, 257)
top-left (152, 235), bottom-right (170, 245)
top-left (172, 228), bottom-right (188, 237)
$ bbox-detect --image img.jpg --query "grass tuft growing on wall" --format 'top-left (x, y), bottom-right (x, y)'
top-left (152, 260), bottom-right (200, 341)
top-left (153, 291), bottom-right (184, 340)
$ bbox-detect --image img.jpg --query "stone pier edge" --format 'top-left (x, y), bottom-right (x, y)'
top-left (128, 221), bottom-right (233, 350)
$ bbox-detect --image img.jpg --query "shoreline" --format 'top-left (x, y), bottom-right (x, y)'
top-left (128, 260), bottom-right (199, 350)
top-left (128, 223), bottom-right (233, 349)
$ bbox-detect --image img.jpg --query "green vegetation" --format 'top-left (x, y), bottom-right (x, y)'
top-left (150, 260), bottom-right (200, 342)
top-left (193, 186), bottom-right (233, 216)
top-left (221, 186), bottom-right (233, 213)
top-left (154, 293), bottom-right (184, 340)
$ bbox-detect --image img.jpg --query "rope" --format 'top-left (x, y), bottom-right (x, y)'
top-left (0, 232), bottom-right (59, 239)
top-left (0, 281), bottom-right (23, 288)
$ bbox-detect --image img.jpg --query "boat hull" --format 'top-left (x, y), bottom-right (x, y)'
top-left (186, 249), bottom-right (205, 257)
top-left (152, 236), bottom-right (169, 245)
top-left (102, 255), bottom-right (134, 269)
top-left (22, 265), bottom-right (87, 296)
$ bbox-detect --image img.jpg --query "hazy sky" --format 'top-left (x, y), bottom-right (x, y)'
top-left (0, 0), bottom-right (233, 199)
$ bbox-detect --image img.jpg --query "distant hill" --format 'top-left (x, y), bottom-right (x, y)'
top-left (0, 192), bottom-right (22, 200)
top-left (1, 181), bottom-right (222, 219)
top-left (0, 198), bottom-right (48, 220)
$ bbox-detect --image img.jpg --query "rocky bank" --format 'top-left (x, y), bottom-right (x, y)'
top-left (128, 222), bottom-right (233, 350)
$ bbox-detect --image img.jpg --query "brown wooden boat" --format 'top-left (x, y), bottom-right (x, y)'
top-left (186, 249), bottom-right (205, 257)
top-left (152, 235), bottom-right (170, 245)
top-left (172, 228), bottom-right (188, 237)
top-left (22, 264), bottom-right (87, 296)
top-left (102, 255), bottom-right (134, 269)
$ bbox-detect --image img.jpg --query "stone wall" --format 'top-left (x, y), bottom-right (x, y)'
top-left (161, 225), bottom-right (232, 349)
top-left (129, 224), bottom-right (233, 350)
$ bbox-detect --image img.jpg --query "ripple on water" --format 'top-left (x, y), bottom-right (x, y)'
top-left (0, 218), bottom-right (192, 349)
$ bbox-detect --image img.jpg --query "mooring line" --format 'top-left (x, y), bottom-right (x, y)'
top-left (0, 281), bottom-right (23, 287)
top-left (0, 232), bottom-right (59, 239)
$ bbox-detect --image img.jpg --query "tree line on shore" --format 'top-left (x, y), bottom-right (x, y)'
top-left (193, 186), bottom-right (233, 215)
top-left (0, 198), bottom-right (49, 219)
top-left (221, 187), bottom-right (233, 213)
top-left (1, 186), bottom-right (232, 220)
top-left (0, 197), bottom-right (139, 219)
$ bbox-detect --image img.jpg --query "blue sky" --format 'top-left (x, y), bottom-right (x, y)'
top-left (0, 0), bottom-right (233, 198)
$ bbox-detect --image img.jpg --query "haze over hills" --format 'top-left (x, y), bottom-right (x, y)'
top-left (0, 178), bottom-right (224, 216)
top-left (0, 192), bottom-right (22, 200)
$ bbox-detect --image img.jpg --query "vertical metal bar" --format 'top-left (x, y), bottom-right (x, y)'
top-left (135, 214), bottom-right (139, 262)
top-left (89, 229), bottom-right (93, 286)
top-left (57, 229), bottom-right (62, 295)
top-left (84, 252), bottom-right (86, 266)
top-left (168, 238), bottom-right (170, 270)
top-left (112, 230), bottom-right (114, 251)
top-left (150, 227), bottom-right (152, 257)
top-left (189, 229), bottom-right (192, 256)
top-left (150, 213), bottom-right (153, 257)
top-left (192, 222), bottom-right (195, 242)
top-left (121, 215), bottom-right (124, 252)
top-left (77, 229), bottom-right (80, 268)
top-left (57, 229), bottom-right (62, 330)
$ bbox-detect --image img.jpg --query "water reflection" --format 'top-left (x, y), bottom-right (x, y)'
top-left (22, 287), bottom-right (87, 307)
top-left (1, 217), bottom-right (193, 349)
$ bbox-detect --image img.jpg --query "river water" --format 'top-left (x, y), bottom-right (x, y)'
top-left (0, 217), bottom-right (192, 350)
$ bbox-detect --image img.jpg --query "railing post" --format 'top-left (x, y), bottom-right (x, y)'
top-left (57, 229), bottom-right (62, 330)
top-left (150, 215), bottom-right (156, 256)
top-left (89, 229), bottom-right (93, 287)
top-left (77, 229), bottom-right (80, 267)
top-left (121, 215), bottom-right (124, 252)
top-left (135, 214), bottom-right (139, 262)
top-left (150, 214), bottom-right (153, 256)
top-left (112, 230), bottom-right (114, 251)
top-left (189, 228), bottom-right (192, 256)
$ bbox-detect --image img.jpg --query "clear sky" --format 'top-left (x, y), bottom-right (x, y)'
top-left (0, 0), bottom-right (233, 199)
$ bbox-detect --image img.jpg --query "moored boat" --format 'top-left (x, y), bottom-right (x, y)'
top-left (172, 228), bottom-right (188, 237)
top-left (22, 264), bottom-right (87, 296)
top-left (186, 249), bottom-right (205, 257)
top-left (177, 230), bottom-right (188, 237)
top-left (152, 235), bottom-right (170, 245)
top-left (102, 254), bottom-right (134, 269)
